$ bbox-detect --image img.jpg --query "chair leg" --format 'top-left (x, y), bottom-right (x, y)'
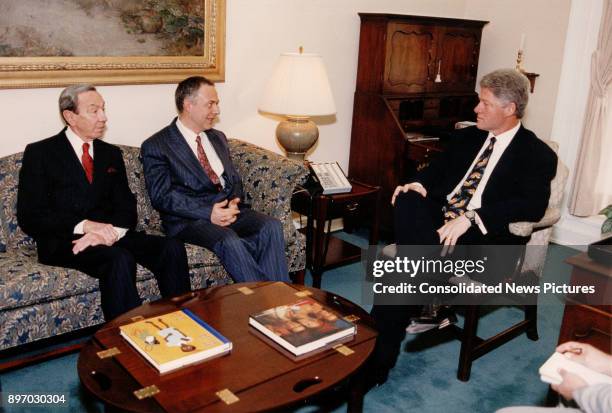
top-left (457, 305), bottom-right (480, 381)
top-left (525, 305), bottom-right (538, 341)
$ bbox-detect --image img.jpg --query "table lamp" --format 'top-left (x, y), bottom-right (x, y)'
top-left (259, 49), bottom-right (336, 161)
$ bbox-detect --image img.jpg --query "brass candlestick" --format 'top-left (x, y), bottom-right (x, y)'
top-left (515, 49), bottom-right (523, 71)
top-left (514, 49), bottom-right (539, 93)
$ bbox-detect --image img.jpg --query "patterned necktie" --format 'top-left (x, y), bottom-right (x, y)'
top-left (82, 142), bottom-right (94, 184)
top-left (443, 136), bottom-right (496, 222)
top-left (195, 134), bottom-right (222, 191)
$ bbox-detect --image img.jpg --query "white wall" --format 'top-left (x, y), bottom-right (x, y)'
top-left (1, 0), bottom-right (599, 244)
top-left (0, 0), bottom-right (467, 170)
top-left (464, 0), bottom-right (571, 140)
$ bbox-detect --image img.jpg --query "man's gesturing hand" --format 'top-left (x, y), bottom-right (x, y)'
top-left (211, 198), bottom-right (240, 226)
top-left (83, 220), bottom-right (119, 245)
top-left (391, 183), bottom-right (427, 205)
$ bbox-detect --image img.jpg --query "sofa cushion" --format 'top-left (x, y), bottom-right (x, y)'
top-left (117, 145), bottom-right (163, 233)
top-left (0, 249), bottom-right (101, 313)
top-left (0, 243), bottom-right (226, 313)
top-left (229, 139), bottom-right (308, 273)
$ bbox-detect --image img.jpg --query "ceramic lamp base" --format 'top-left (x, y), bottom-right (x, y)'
top-left (276, 116), bottom-right (319, 161)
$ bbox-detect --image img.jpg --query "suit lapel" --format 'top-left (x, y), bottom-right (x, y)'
top-left (166, 121), bottom-right (210, 186)
top-left (92, 139), bottom-right (109, 188)
top-left (56, 131), bottom-right (91, 190)
top-left (206, 130), bottom-right (232, 178)
top-left (451, 128), bottom-right (487, 188)
top-left (484, 126), bottom-right (524, 194)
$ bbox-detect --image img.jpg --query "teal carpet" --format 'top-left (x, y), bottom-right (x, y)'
top-left (0, 232), bottom-right (578, 412)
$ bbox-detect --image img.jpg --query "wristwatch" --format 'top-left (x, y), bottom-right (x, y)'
top-left (464, 210), bottom-right (476, 226)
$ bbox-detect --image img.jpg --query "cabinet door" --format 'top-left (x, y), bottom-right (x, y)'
top-left (383, 22), bottom-right (436, 94)
top-left (429, 27), bottom-right (481, 93)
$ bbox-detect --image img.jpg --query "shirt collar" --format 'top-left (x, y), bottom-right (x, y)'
top-left (488, 121), bottom-right (521, 142)
top-left (65, 127), bottom-right (94, 157)
top-left (176, 118), bottom-right (201, 141)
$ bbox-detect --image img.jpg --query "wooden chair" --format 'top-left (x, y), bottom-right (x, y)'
top-left (382, 140), bottom-right (569, 381)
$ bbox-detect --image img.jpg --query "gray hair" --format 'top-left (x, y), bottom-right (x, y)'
top-left (59, 83), bottom-right (97, 123)
top-left (480, 69), bottom-right (530, 118)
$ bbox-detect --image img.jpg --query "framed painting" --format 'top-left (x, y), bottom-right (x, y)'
top-left (0, 0), bottom-right (225, 88)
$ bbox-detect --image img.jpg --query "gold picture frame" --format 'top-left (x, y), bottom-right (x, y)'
top-left (0, 0), bottom-right (225, 89)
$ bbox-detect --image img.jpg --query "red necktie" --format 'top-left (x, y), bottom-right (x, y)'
top-left (82, 142), bottom-right (93, 183)
top-left (195, 134), bottom-right (222, 191)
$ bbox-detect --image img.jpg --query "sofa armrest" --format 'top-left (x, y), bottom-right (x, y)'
top-left (229, 138), bottom-right (309, 229)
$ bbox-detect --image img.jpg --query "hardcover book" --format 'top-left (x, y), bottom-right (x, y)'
top-left (248, 298), bottom-right (356, 357)
top-left (119, 309), bottom-right (232, 374)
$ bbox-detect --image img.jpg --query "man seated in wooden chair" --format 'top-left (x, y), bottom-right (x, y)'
top-left (368, 69), bottom-right (558, 387)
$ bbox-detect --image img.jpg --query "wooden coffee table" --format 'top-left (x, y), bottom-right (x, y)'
top-left (78, 282), bottom-right (377, 412)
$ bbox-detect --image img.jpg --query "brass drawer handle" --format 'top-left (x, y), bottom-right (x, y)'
top-left (572, 326), bottom-right (611, 339)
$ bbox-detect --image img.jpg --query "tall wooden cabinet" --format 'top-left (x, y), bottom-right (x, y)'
top-left (348, 14), bottom-right (487, 234)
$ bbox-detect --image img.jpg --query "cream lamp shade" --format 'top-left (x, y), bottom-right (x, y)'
top-left (259, 52), bottom-right (336, 160)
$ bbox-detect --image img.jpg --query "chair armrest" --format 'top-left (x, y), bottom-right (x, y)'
top-left (229, 138), bottom-right (309, 237)
top-left (509, 207), bottom-right (561, 237)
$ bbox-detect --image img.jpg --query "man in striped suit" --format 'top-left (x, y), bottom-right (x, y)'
top-left (141, 76), bottom-right (289, 283)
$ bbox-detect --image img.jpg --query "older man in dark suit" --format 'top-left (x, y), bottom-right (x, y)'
top-left (141, 76), bottom-right (289, 283)
top-left (17, 84), bottom-right (191, 321)
top-left (369, 69), bottom-right (558, 386)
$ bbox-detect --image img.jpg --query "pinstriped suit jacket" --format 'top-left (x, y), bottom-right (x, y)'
top-left (141, 118), bottom-right (246, 236)
top-left (17, 129), bottom-right (137, 262)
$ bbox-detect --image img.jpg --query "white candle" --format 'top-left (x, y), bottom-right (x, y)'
top-left (519, 34), bottom-right (526, 51)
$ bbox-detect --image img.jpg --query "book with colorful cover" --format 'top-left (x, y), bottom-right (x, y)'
top-left (248, 298), bottom-right (356, 356)
top-left (119, 309), bottom-right (232, 374)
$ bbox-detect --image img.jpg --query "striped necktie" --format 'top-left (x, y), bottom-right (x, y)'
top-left (443, 136), bottom-right (496, 222)
top-left (195, 134), bottom-right (222, 191)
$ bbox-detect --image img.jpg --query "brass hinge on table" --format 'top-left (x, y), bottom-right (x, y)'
top-left (96, 347), bottom-right (121, 359)
top-left (216, 388), bottom-right (240, 405)
top-left (134, 385), bottom-right (160, 400)
top-left (237, 286), bottom-right (254, 295)
top-left (343, 314), bottom-right (360, 323)
top-left (333, 344), bottom-right (355, 356)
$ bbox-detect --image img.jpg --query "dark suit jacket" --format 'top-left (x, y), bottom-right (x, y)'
top-left (140, 118), bottom-right (245, 237)
top-left (17, 129), bottom-right (137, 262)
top-left (415, 125), bottom-right (558, 238)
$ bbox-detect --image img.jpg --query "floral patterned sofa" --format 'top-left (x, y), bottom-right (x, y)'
top-left (0, 139), bottom-right (308, 351)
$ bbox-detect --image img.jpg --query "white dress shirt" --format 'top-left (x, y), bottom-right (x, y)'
top-left (176, 118), bottom-right (226, 188)
top-left (66, 128), bottom-right (127, 239)
top-left (447, 121), bottom-right (520, 210)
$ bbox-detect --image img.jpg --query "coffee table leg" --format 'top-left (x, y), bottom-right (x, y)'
top-left (347, 368), bottom-right (366, 413)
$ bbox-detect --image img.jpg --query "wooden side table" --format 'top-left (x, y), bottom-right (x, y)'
top-left (558, 252), bottom-right (611, 351)
top-left (545, 252), bottom-right (611, 406)
top-left (292, 180), bottom-right (381, 288)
